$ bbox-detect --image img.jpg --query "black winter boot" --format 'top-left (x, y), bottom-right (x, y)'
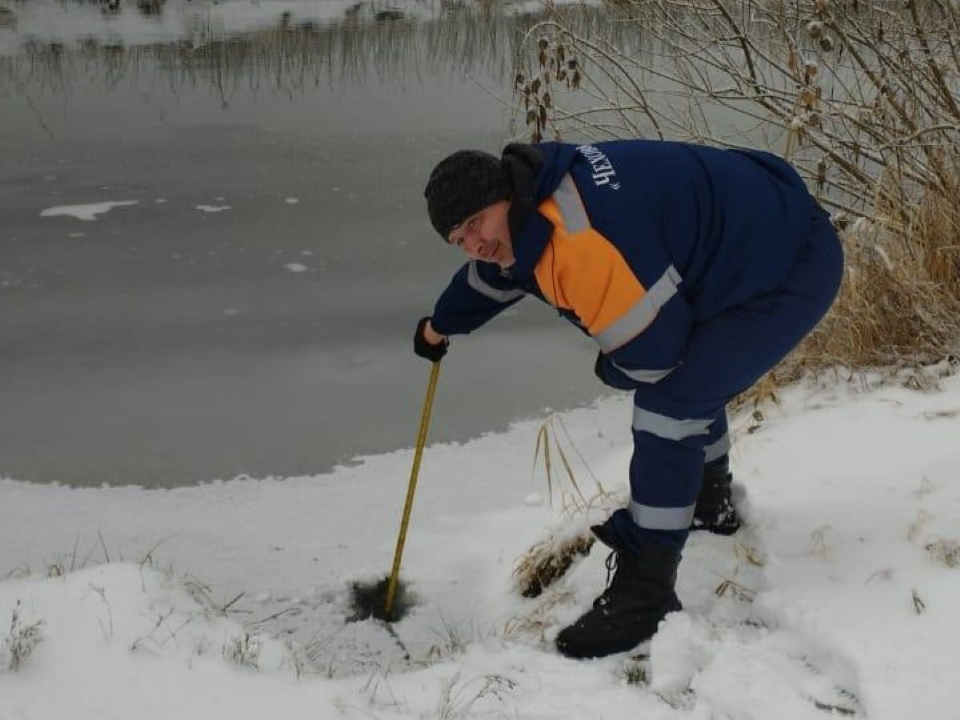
top-left (555, 526), bottom-right (681, 659)
top-left (691, 456), bottom-right (742, 535)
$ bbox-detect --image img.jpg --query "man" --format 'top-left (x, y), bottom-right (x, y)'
top-left (413, 140), bottom-right (843, 659)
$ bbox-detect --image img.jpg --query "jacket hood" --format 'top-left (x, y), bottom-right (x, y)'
top-left (502, 141), bottom-right (580, 282)
top-left (502, 143), bottom-right (544, 242)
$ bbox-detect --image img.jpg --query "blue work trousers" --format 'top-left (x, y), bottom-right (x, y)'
top-left (607, 205), bottom-right (844, 552)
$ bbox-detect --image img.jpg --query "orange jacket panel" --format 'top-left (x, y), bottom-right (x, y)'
top-left (534, 196), bottom-right (649, 344)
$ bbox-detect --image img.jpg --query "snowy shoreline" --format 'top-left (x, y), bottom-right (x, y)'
top-left (3, 374), bottom-right (960, 718)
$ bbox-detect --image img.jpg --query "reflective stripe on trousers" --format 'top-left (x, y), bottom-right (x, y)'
top-left (627, 406), bottom-right (718, 530)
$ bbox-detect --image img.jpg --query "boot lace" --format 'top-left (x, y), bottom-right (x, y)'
top-left (594, 551), bottom-right (619, 608)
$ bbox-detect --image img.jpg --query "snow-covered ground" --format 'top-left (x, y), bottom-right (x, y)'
top-left (2, 368), bottom-right (959, 719)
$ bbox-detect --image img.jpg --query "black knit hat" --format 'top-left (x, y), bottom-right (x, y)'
top-left (424, 150), bottom-right (512, 240)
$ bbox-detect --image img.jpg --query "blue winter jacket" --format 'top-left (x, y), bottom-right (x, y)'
top-left (431, 139), bottom-right (817, 389)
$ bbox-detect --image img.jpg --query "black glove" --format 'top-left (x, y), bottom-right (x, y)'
top-left (413, 316), bottom-right (448, 362)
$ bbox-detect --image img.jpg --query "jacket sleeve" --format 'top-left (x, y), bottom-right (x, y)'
top-left (595, 289), bottom-right (693, 389)
top-left (431, 260), bottom-right (527, 336)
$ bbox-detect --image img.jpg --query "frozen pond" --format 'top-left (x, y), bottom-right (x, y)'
top-left (0, 0), bottom-right (606, 486)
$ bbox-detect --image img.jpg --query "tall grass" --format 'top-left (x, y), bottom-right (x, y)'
top-left (0, 4), bottom-right (616, 98)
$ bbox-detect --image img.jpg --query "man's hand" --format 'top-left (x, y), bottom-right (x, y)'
top-left (414, 317), bottom-right (449, 362)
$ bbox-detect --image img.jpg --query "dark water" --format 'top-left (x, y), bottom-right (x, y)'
top-left (0, 3), bottom-right (607, 486)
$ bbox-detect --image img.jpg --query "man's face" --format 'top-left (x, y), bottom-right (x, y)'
top-left (446, 200), bottom-right (514, 268)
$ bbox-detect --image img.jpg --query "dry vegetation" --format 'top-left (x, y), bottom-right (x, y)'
top-left (514, 0), bottom-right (960, 385)
top-left (0, 5), bottom-right (536, 102)
top-left (3, 600), bottom-right (44, 671)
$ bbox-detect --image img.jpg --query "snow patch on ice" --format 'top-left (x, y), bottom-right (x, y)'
top-left (40, 200), bottom-right (139, 221)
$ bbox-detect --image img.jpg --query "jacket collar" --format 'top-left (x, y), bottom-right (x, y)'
top-left (501, 143), bottom-right (553, 283)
